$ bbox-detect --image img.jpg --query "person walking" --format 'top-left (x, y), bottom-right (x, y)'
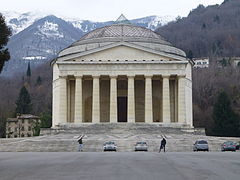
top-left (77, 134), bottom-right (84, 152)
top-left (159, 137), bottom-right (167, 153)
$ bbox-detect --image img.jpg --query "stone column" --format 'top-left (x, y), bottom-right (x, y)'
top-left (74, 76), bottom-right (83, 123)
top-left (145, 75), bottom-right (153, 123)
top-left (110, 76), bottom-right (118, 123)
top-left (162, 75), bottom-right (171, 123)
top-left (127, 76), bottom-right (135, 123)
top-left (92, 76), bottom-right (100, 123)
top-left (58, 76), bottom-right (67, 124)
top-left (178, 75), bottom-right (186, 123)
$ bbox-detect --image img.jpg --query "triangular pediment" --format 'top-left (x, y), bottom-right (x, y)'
top-left (77, 45), bottom-right (170, 61)
top-left (58, 41), bottom-right (185, 62)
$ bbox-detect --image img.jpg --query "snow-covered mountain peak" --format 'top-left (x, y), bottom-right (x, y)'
top-left (36, 20), bottom-right (64, 38)
top-left (2, 11), bottom-right (50, 35)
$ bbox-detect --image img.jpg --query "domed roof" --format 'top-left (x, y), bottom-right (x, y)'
top-left (60, 15), bottom-right (186, 59)
top-left (80, 24), bottom-right (164, 41)
top-left (73, 14), bottom-right (171, 46)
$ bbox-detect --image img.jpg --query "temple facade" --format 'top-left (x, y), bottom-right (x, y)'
top-left (52, 15), bottom-right (193, 127)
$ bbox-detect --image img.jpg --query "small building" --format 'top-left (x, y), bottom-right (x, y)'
top-left (193, 58), bottom-right (209, 68)
top-left (6, 114), bottom-right (40, 138)
top-left (231, 57), bottom-right (240, 67)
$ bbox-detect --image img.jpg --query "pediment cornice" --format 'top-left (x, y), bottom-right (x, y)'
top-left (57, 41), bottom-right (186, 62)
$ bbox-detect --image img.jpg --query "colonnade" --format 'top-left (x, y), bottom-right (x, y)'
top-left (58, 75), bottom-right (186, 124)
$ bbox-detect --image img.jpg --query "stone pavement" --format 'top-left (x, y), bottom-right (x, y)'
top-left (0, 124), bottom-right (239, 152)
top-left (1, 152), bottom-right (240, 180)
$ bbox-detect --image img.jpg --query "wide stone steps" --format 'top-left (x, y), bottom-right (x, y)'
top-left (0, 124), bottom-right (239, 152)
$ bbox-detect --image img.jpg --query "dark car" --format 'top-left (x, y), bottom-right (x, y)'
top-left (193, 140), bottom-right (209, 152)
top-left (103, 141), bottom-right (117, 151)
top-left (234, 142), bottom-right (239, 150)
top-left (221, 141), bottom-right (236, 152)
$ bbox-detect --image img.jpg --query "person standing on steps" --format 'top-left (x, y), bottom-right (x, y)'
top-left (77, 134), bottom-right (84, 152)
top-left (159, 137), bottom-right (167, 153)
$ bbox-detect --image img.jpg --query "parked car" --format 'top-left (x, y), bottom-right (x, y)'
top-left (234, 142), bottom-right (239, 150)
top-left (103, 141), bottom-right (117, 151)
top-left (135, 141), bottom-right (148, 151)
top-left (221, 141), bottom-right (236, 152)
top-left (193, 140), bottom-right (209, 151)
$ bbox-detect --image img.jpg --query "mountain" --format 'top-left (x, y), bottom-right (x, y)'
top-left (1, 12), bottom-right (174, 76)
top-left (156, 0), bottom-right (240, 58)
top-left (3, 11), bottom-right (174, 35)
top-left (3, 15), bottom-right (83, 75)
top-left (2, 11), bottom-right (48, 35)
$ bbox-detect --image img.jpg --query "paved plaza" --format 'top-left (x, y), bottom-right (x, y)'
top-left (0, 152), bottom-right (240, 180)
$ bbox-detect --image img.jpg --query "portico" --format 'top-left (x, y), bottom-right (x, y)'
top-left (52, 15), bottom-right (193, 127)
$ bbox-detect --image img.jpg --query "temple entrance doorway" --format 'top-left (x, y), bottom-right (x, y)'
top-left (117, 97), bottom-right (127, 122)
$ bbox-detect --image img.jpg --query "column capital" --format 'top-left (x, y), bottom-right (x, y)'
top-left (74, 75), bottom-right (83, 79)
top-left (110, 75), bottom-right (118, 79)
top-left (162, 75), bottom-right (170, 79)
top-left (144, 75), bottom-right (153, 79)
top-left (127, 75), bottom-right (135, 78)
top-left (92, 75), bottom-right (100, 79)
top-left (177, 75), bottom-right (186, 79)
top-left (59, 75), bottom-right (68, 79)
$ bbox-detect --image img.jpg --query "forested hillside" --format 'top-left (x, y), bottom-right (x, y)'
top-left (157, 0), bottom-right (240, 135)
top-left (156, 0), bottom-right (240, 58)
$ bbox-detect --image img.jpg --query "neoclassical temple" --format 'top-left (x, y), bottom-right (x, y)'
top-left (52, 15), bottom-right (193, 127)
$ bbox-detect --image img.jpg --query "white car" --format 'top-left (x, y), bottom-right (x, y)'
top-left (103, 141), bottom-right (117, 151)
top-left (193, 140), bottom-right (209, 152)
top-left (135, 141), bottom-right (148, 151)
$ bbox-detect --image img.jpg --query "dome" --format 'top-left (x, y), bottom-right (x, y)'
top-left (72, 14), bottom-right (172, 46)
top-left (80, 24), bottom-right (166, 41)
top-left (59, 15), bottom-right (186, 58)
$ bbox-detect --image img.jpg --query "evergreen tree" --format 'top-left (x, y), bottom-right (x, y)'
top-left (186, 50), bottom-right (193, 60)
top-left (15, 86), bottom-right (32, 114)
top-left (36, 76), bottom-right (42, 86)
top-left (212, 91), bottom-right (240, 137)
top-left (201, 23), bottom-right (206, 29)
top-left (27, 62), bottom-right (31, 77)
top-left (0, 13), bottom-right (12, 73)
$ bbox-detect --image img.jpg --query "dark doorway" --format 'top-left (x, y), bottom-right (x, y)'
top-left (117, 97), bottom-right (127, 122)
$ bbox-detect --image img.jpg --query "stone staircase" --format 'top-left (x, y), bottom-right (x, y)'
top-left (0, 124), bottom-right (239, 152)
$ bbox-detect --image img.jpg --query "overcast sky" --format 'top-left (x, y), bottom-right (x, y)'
top-left (1, 0), bottom-right (224, 21)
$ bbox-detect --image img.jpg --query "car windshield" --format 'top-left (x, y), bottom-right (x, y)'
top-left (198, 140), bottom-right (208, 144)
top-left (224, 141), bottom-right (234, 145)
top-left (105, 142), bottom-right (114, 145)
top-left (137, 142), bottom-right (146, 145)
